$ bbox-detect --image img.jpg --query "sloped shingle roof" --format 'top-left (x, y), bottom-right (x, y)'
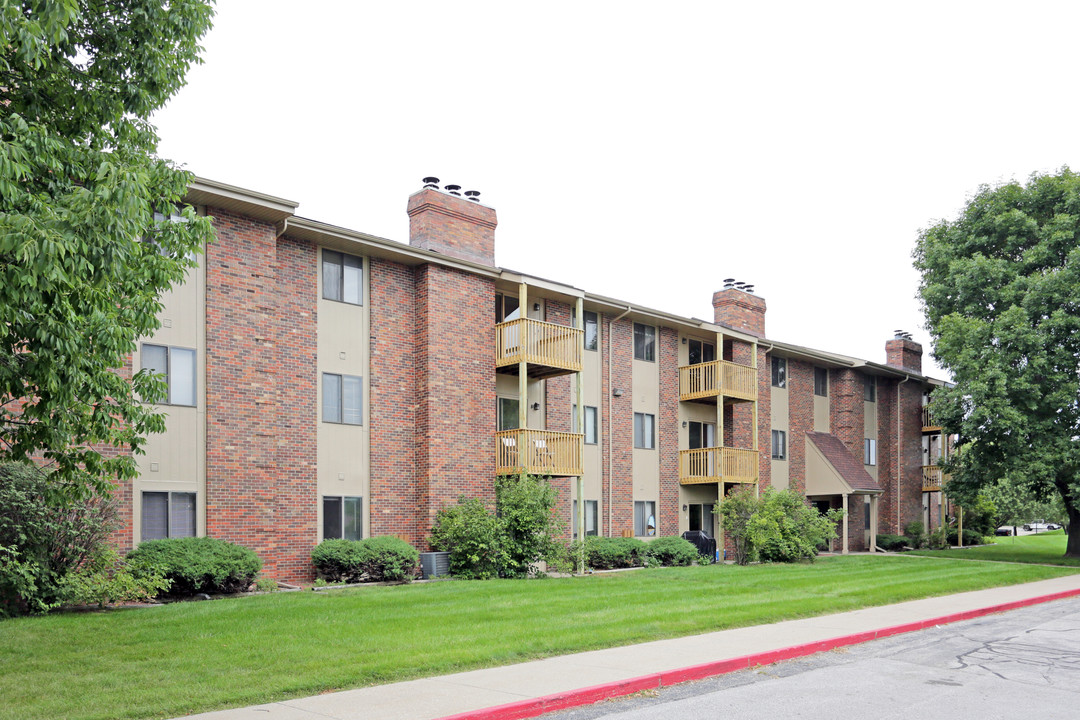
top-left (806, 432), bottom-right (882, 493)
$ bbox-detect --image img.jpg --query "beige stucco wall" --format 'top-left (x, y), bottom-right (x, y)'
top-left (864, 397), bottom-right (879, 481)
top-left (814, 393), bottom-right (829, 432)
top-left (678, 484), bottom-right (719, 536)
top-left (580, 321), bottom-right (603, 535)
top-left (632, 346), bottom-right (659, 517)
top-left (316, 248), bottom-right (370, 540)
top-left (770, 383), bottom-right (790, 490)
top-left (133, 245), bottom-right (207, 543)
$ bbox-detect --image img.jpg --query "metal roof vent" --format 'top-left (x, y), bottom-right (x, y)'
top-left (445, 184), bottom-right (462, 196)
top-left (422, 176), bottom-right (440, 189)
top-left (464, 190), bottom-right (481, 202)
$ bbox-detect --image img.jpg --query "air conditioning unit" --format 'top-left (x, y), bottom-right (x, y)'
top-left (419, 551), bottom-right (451, 579)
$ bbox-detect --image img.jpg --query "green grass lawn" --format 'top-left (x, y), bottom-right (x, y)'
top-left (910, 529), bottom-right (1080, 566)
top-left (2, 555), bottom-right (1076, 720)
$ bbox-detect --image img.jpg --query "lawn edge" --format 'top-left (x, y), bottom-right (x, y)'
top-left (434, 587), bottom-right (1080, 720)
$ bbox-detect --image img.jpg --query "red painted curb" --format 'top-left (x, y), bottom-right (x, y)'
top-left (435, 587), bottom-right (1080, 720)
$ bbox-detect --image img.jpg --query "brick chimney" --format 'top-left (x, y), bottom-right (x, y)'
top-left (407, 183), bottom-right (497, 266)
top-left (885, 335), bottom-right (923, 373)
top-left (712, 288), bottom-right (766, 337)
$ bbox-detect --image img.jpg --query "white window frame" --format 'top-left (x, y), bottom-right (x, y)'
top-left (634, 500), bottom-right (657, 537)
top-left (771, 429), bottom-right (787, 460)
top-left (573, 499), bottom-right (599, 538)
top-left (864, 438), bottom-right (877, 466)
top-left (141, 344), bottom-right (197, 406)
top-left (772, 357), bottom-right (787, 388)
top-left (141, 491), bottom-right (196, 541)
top-left (572, 404), bottom-right (599, 444)
top-left (634, 412), bottom-right (655, 449)
top-left (323, 495), bottom-right (363, 541)
top-left (633, 323), bottom-right (656, 362)
top-left (322, 249), bottom-right (363, 305)
top-left (323, 373), bottom-right (363, 425)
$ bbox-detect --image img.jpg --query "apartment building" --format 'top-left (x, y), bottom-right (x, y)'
top-left (119, 177), bottom-right (949, 581)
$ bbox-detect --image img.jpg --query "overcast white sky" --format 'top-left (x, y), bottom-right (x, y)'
top-left (153, 1), bottom-right (1080, 378)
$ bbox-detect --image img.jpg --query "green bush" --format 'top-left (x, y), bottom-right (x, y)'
top-left (59, 549), bottom-right (170, 608)
top-left (947, 528), bottom-right (983, 546)
top-left (583, 536), bottom-right (646, 569)
top-left (0, 462), bottom-right (118, 616)
top-left (903, 521), bottom-right (927, 549)
top-left (748, 489), bottom-right (843, 563)
top-left (644, 536), bottom-right (699, 566)
top-left (127, 537), bottom-right (262, 596)
top-left (430, 497), bottom-right (509, 579)
top-left (495, 475), bottom-right (565, 577)
top-left (310, 537), bottom-right (418, 583)
top-left (430, 476), bottom-right (564, 579)
top-left (876, 534), bottom-right (909, 551)
top-left (719, 486), bottom-right (759, 565)
top-left (927, 526), bottom-right (949, 550)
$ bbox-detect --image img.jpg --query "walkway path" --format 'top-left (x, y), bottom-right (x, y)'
top-left (178, 573), bottom-right (1080, 720)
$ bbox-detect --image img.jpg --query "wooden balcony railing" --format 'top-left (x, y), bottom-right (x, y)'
top-left (678, 446), bottom-right (758, 485)
top-left (922, 406), bottom-right (942, 431)
top-left (496, 429), bottom-right (583, 477)
top-left (495, 318), bottom-right (583, 377)
top-left (922, 465), bottom-right (945, 492)
top-left (678, 360), bottom-right (757, 402)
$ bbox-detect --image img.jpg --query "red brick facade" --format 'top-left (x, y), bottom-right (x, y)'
top-left (106, 181), bottom-right (942, 580)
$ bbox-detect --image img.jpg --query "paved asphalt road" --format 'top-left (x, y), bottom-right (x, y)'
top-left (540, 596), bottom-right (1080, 720)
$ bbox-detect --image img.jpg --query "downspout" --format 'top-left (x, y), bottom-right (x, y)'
top-left (897, 376), bottom-right (910, 534)
top-left (608, 306), bottom-right (632, 536)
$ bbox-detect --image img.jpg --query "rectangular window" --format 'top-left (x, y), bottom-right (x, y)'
top-left (771, 357), bottom-right (787, 388)
top-left (498, 397), bottom-right (520, 431)
top-left (864, 438), bottom-right (877, 466)
top-left (771, 429), bottom-right (787, 460)
top-left (814, 367), bottom-right (828, 397)
top-left (141, 344), bottom-right (197, 406)
top-left (322, 250), bottom-right (363, 305)
top-left (688, 339), bottom-right (716, 366)
top-left (572, 405), bottom-right (599, 444)
top-left (584, 311), bottom-right (598, 351)
top-left (688, 421), bottom-right (716, 449)
top-left (572, 499), bottom-right (599, 538)
top-left (633, 323), bottom-right (655, 362)
top-left (141, 491), bottom-right (196, 541)
top-left (634, 412), bottom-right (655, 449)
top-left (323, 373), bottom-right (363, 424)
top-left (323, 496), bottom-right (363, 541)
top-left (634, 500), bottom-right (657, 537)
top-left (495, 293), bottom-right (520, 323)
top-left (864, 375), bottom-right (876, 402)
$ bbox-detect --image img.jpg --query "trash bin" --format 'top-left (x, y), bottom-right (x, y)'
top-left (681, 531), bottom-right (717, 563)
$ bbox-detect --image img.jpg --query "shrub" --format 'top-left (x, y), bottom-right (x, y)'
top-left (127, 537), bottom-right (262, 596)
top-left (311, 537), bottom-right (419, 583)
top-left (59, 549), bottom-right (170, 608)
top-left (748, 489), bottom-right (843, 563)
top-left (583, 536), bottom-right (646, 569)
top-left (430, 476), bottom-right (564, 579)
top-left (255, 577), bottom-right (278, 593)
top-left (947, 528), bottom-right (983, 546)
top-left (876, 534), bottom-right (908, 551)
top-left (903, 521), bottom-right (926, 549)
top-left (0, 462), bottom-right (118, 616)
top-left (495, 475), bottom-right (565, 577)
top-left (430, 497), bottom-right (508, 579)
top-left (719, 486), bottom-right (759, 565)
top-left (644, 536), bottom-right (698, 567)
top-left (927, 526), bottom-right (949, 550)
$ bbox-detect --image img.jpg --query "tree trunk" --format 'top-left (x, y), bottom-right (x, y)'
top-left (1065, 498), bottom-right (1080, 558)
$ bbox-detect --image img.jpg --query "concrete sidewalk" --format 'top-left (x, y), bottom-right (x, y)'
top-left (178, 573), bottom-right (1080, 720)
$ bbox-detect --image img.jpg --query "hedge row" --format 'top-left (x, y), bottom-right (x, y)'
top-left (311, 536), bottom-right (419, 583)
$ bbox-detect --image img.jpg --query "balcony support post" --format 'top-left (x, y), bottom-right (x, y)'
top-left (751, 340), bottom-right (759, 497)
top-left (518, 283), bottom-right (528, 432)
top-left (716, 332), bottom-right (724, 448)
top-left (842, 493), bottom-right (849, 555)
top-left (575, 297), bottom-right (585, 575)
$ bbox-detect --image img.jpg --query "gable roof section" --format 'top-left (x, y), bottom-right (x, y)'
top-left (805, 432), bottom-right (882, 495)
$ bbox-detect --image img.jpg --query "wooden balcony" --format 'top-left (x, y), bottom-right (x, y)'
top-left (496, 429), bottom-right (583, 477)
top-left (678, 446), bottom-right (758, 485)
top-left (922, 465), bottom-right (945, 492)
top-left (678, 360), bottom-right (757, 403)
top-left (495, 318), bottom-right (583, 379)
top-left (922, 406), bottom-right (942, 432)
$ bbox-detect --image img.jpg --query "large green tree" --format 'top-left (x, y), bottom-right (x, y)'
top-left (0, 1), bottom-right (216, 493)
top-left (915, 168), bottom-right (1080, 557)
